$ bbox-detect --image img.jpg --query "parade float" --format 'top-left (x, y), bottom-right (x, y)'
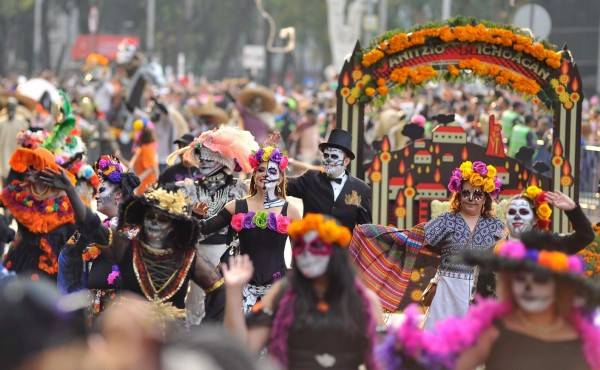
top-left (339, 17), bottom-right (584, 311)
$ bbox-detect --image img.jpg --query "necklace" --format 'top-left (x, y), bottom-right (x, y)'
top-left (28, 182), bottom-right (51, 200)
top-left (516, 310), bottom-right (564, 333)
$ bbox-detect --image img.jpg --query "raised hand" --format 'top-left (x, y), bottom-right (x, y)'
top-left (545, 190), bottom-right (576, 211)
top-left (262, 131), bottom-right (281, 147)
top-left (192, 201), bottom-right (209, 218)
top-left (222, 255), bottom-right (254, 289)
top-left (38, 168), bottom-right (74, 191)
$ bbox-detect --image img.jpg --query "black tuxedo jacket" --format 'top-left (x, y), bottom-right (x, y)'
top-left (287, 170), bottom-right (372, 232)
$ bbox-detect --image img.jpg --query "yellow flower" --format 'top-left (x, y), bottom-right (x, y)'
top-left (262, 147), bottom-right (274, 161)
top-left (365, 87), bottom-right (375, 97)
top-left (486, 165), bottom-right (497, 179)
top-left (351, 70), bottom-right (363, 81)
top-left (536, 203), bottom-right (552, 220)
top-left (525, 185), bottom-right (542, 200)
top-left (483, 179), bottom-right (496, 193)
top-left (470, 173), bottom-right (484, 187)
top-left (460, 161), bottom-right (473, 172)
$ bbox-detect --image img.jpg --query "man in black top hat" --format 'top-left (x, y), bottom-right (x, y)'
top-left (287, 128), bottom-right (372, 232)
top-left (158, 133), bottom-right (201, 186)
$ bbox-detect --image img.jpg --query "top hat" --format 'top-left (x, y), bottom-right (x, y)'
top-left (173, 133), bottom-right (195, 146)
top-left (318, 129), bottom-right (355, 159)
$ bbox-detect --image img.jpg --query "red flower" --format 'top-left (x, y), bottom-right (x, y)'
top-left (534, 191), bottom-right (547, 207)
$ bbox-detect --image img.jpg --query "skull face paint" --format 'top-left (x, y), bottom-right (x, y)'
top-left (96, 180), bottom-right (120, 216)
top-left (256, 161), bottom-right (284, 209)
top-left (322, 147), bottom-right (346, 178)
top-left (507, 198), bottom-right (535, 237)
top-left (143, 209), bottom-right (173, 245)
top-left (293, 231), bottom-right (331, 279)
top-left (512, 271), bottom-right (556, 313)
top-left (194, 147), bottom-right (225, 176)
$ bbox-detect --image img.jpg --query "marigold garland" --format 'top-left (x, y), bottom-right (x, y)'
top-left (287, 213), bottom-right (352, 247)
top-left (361, 23), bottom-right (561, 69)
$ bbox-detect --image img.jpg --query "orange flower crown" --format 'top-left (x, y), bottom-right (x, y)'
top-left (287, 213), bottom-right (352, 248)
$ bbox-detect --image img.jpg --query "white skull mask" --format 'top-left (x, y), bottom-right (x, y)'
top-left (116, 41), bottom-right (137, 64)
top-left (143, 209), bottom-right (173, 244)
top-left (512, 271), bottom-right (556, 313)
top-left (507, 198), bottom-right (535, 237)
top-left (322, 147), bottom-right (346, 178)
top-left (293, 231), bottom-right (331, 279)
top-left (194, 146), bottom-right (227, 176)
top-left (96, 180), bottom-right (120, 216)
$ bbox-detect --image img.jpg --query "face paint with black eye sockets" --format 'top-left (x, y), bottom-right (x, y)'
top-left (322, 147), bottom-right (346, 177)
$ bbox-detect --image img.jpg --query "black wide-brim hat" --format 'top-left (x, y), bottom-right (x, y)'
top-left (457, 230), bottom-right (600, 308)
top-left (118, 189), bottom-right (200, 248)
top-left (318, 128), bottom-right (355, 159)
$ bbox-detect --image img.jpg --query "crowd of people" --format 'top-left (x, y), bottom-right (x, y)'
top-left (2, 42), bottom-right (600, 370)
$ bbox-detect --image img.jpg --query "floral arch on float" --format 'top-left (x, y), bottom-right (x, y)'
top-left (335, 17), bottom-right (582, 234)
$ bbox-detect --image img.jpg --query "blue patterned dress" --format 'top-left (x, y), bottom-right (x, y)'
top-left (424, 212), bottom-right (505, 329)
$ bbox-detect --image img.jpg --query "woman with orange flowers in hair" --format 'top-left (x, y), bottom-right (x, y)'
top-left (197, 146), bottom-right (301, 313)
top-left (0, 147), bottom-right (77, 280)
top-left (223, 214), bottom-right (385, 370)
top-left (424, 160), bottom-right (506, 329)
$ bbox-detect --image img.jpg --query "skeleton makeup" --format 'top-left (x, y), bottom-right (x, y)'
top-left (193, 146), bottom-right (232, 176)
top-left (512, 271), bottom-right (556, 313)
top-left (507, 198), bottom-right (535, 238)
top-left (293, 231), bottom-right (331, 279)
top-left (96, 180), bottom-right (120, 217)
top-left (256, 161), bottom-right (285, 209)
top-left (143, 209), bottom-right (173, 247)
top-left (322, 147), bottom-right (346, 178)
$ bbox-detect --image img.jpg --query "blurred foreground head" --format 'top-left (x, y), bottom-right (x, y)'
top-left (0, 278), bottom-right (88, 370)
top-left (162, 325), bottom-right (280, 370)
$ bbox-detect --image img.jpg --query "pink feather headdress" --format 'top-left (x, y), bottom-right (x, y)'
top-left (167, 126), bottom-right (259, 173)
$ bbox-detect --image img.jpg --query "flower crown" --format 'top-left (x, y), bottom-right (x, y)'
top-left (496, 240), bottom-right (585, 274)
top-left (94, 155), bottom-right (124, 184)
top-left (143, 188), bottom-right (189, 217)
top-left (287, 213), bottom-right (352, 247)
top-left (522, 185), bottom-right (552, 229)
top-left (448, 160), bottom-right (502, 197)
top-left (249, 146), bottom-right (288, 171)
top-left (16, 130), bottom-right (49, 149)
top-left (69, 161), bottom-right (101, 189)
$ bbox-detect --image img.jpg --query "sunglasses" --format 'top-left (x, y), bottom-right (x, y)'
top-left (145, 210), bottom-right (171, 223)
top-left (461, 189), bottom-right (484, 201)
top-left (291, 236), bottom-right (333, 257)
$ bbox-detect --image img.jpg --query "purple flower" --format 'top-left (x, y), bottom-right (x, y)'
top-left (451, 168), bottom-right (462, 179)
top-left (266, 212), bottom-right (278, 231)
top-left (107, 265), bottom-right (121, 285)
top-left (490, 176), bottom-right (502, 197)
top-left (525, 249), bottom-right (539, 262)
top-left (242, 212), bottom-right (256, 229)
top-left (270, 149), bottom-right (283, 163)
top-left (498, 241), bottom-right (526, 259)
top-left (472, 161), bottom-right (488, 176)
top-left (98, 158), bottom-right (109, 169)
top-left (107, 171), bottom-right (121, 183)
top-left (447, 177), bottom-right (462, 193)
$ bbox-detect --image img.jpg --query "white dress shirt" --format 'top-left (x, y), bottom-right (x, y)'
top-left (330, 173), bottom-right (348, 201)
